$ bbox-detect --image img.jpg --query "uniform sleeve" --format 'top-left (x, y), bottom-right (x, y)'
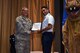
top-left (48, 16), bottom-right (55, 25)
top-left (15, 17), bottom-right (25, 33)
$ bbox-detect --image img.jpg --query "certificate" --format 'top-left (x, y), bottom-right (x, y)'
top-left (31, 22), bottom-right (41, 31)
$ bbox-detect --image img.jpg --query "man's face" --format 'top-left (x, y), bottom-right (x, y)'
top-left (21, 8), bottom-right (28, 16)
top-left (42, 8), bottom-right (49, 15)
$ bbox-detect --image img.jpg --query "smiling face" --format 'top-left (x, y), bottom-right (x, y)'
top-left (21, 7), bottom-right (28, 17)
top-left (42, 8), bottom-right (49, 15)
top-left (41, 6), bottom-right (49, 15)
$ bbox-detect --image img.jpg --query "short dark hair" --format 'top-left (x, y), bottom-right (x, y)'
top-left (41, 6), bottom-right (49, 9)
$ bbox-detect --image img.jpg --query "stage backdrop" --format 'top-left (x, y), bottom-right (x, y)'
top-left (0, 0), bottom-right (54, 53)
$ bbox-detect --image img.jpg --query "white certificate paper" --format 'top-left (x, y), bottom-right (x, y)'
top-left (31, 22), bottom-right (41, 31)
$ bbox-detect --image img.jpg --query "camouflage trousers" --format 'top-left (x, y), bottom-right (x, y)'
top-left (15, 35), bottom-right (30, 53)
top-left (15, 38), bottom-right (30, 53)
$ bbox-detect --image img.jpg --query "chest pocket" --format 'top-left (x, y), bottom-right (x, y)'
top-left (22, 19), bottom-right (32, 30)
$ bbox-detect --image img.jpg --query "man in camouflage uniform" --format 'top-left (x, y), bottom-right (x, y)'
top-left (15, 7), bottom-right (32, 53)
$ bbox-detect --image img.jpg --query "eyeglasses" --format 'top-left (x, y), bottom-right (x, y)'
top-left (66, 6), bottom-right (80, 12)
